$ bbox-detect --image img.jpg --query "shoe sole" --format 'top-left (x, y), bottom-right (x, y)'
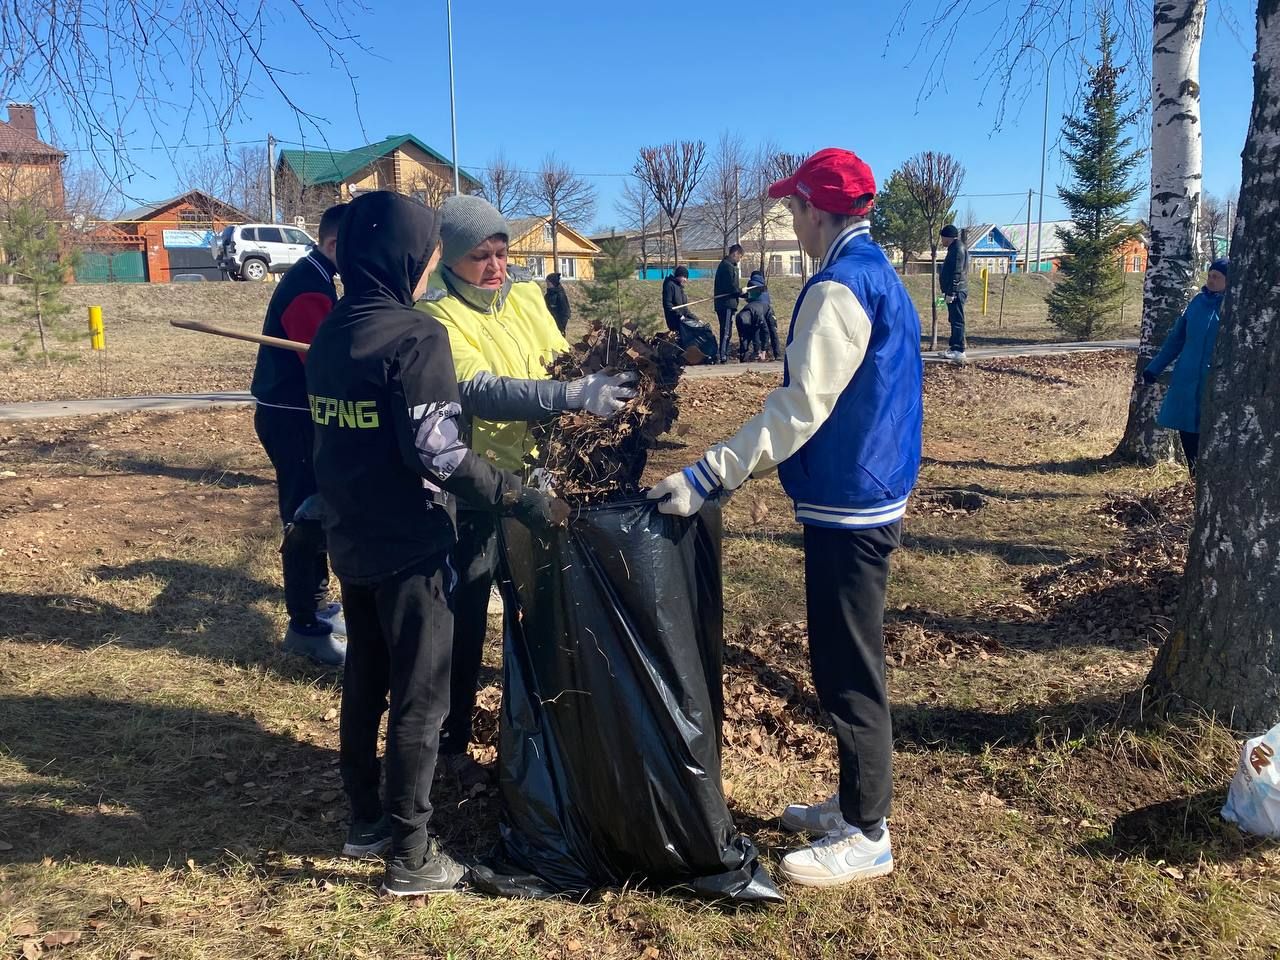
top-left (780, 860), bottom-right (894, 888)
top-left (779, 812), bottom-right (836, 837)
top-left (379, 883), bottom-right (462, 898)
top-left (341, 839), bottom-right (391, 858)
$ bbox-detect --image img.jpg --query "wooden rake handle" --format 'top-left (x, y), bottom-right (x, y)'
top-left (169, 318), bottom-right (309, 353)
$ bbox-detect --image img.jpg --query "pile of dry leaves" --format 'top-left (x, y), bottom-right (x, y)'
top-left (1021, 483), bottom-right (1194, 644)
top-left (530, 322), bottom-right (689, 501)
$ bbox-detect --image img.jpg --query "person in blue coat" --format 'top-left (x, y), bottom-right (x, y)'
top-left (1142, 257), bottom-right (1229, 476)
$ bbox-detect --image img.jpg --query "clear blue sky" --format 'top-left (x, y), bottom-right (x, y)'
top-left (45, 1), bottom-right (1256, 229)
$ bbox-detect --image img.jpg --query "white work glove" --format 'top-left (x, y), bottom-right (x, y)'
top-left (570, 371), bottom-right (638, 418)
top-left (530, 467), bottom-right (557, 494)
top-left (647, 468), bottom-right (705, 517)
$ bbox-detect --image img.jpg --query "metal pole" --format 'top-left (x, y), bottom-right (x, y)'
top-left (446, 0), bottom-right (460, 195)
top-left (267, 134), bottom-right (278, 224)
top-left (1028, 37), bottom-right (1077, 275)
top-left (1024, 188), bottom-right (1033, 273)
top-left (1035, 59), bottom-right (1049, 273)
top-left (733, 165), bottom-right (741, 248)
top-left (1225, 199), bottom-right (1232, 256)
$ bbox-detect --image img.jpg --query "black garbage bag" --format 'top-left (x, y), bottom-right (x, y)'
top-left (471, 496), bottom-right (781, 903)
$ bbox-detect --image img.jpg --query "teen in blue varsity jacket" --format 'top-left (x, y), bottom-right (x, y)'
top-left (650, 148), bottom-right (924, 889)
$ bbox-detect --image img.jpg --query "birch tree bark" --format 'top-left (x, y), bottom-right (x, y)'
top-left (1114, 0), bottom-right (1206, 464)
top-left (1146, 0), bottom-right (1280, 731)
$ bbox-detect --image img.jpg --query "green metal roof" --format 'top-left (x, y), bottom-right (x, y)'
top-left (278, 135), bottom-right (479, 188)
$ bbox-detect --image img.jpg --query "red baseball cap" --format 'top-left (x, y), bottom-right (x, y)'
top-left (768, 148), bottom-right (876, 216)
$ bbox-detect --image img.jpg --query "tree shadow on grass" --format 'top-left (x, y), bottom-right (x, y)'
top-left (0, 432), bottom-right (269, 489)
top-left (893, 694), bottom-right (1129, 755)
top-left (923, 454), bottom-right (1122, 476)
top-left (1075, 788), bottom-right (1275, 867)
top-left (0, 556), bottom-right (331, 679)
top-left (0, 693), bottom-right (341, 869)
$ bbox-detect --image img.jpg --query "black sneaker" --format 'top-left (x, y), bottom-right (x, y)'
top-left (342, 815), bottom-right (391, 858)
top-left (380, 842), bottom-right (465, 897)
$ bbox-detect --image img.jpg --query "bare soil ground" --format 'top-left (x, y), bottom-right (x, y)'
top-left (2, 351), bottom-right (1276, 960)
top-left (0, 274), bottom-right (1142, 403)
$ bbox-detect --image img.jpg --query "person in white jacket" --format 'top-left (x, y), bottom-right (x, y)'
top-left (649, 148), bottom-right (924, 888)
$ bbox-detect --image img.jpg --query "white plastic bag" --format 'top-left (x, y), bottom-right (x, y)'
top-left (1222, 723), bottom-right (1280, 837)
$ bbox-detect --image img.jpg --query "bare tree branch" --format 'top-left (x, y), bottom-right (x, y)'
top-left (899, 150), bottom-right (966, 350)
top-left (480, 150), bottom-right (532, 218)
top-left (0, 0), bottom-right (372, 196)
top-left (616, 177), bottom-right (657, 275)
top-left (697, 131), bottom-right (748, 256)
top-left (633, 140), bottom-right (708, 264)
top-left (529, 154), bottom-right (596, 266)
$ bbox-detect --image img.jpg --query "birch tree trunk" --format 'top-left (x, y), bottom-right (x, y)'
top-left (1146, 0), bottom-right (1280, 731)
top-left (1114, 0), bottom-right (1205, 464)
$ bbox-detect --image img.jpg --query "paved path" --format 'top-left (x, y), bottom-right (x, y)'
top-left (0, 340), bottom-right (1137, 422)
top-left (683, 339), bottom-right (1137, 379)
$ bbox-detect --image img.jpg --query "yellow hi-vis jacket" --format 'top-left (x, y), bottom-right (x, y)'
top-left (419, 277), bottom-right (570, 472)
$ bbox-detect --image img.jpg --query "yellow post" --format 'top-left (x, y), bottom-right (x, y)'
top-left (981, 268), bottom-right (990, 316)
top-left (88, 306), bottom-right (105, 350)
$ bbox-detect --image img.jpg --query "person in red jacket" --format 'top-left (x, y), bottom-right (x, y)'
top-left (249, 204), bottom-right (348, 665)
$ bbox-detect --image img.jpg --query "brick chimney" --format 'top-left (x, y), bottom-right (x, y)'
top-left (6, 103), bottom-right (38, 137)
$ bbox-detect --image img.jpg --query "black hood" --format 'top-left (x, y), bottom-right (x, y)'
top-left (336, 191), bottom-right (440, 306)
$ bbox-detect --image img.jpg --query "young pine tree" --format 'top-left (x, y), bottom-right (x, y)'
top-left (1045, 17), bottom-right (1143, 340)
top-left (0, 202), bottom-right (80, 365)
top-left (580, 236), bottom-right (650, 332)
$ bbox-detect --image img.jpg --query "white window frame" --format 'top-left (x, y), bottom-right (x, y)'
top-left (558, 256), bottom-right (576, 279)
top-left (543, 222), bottom-right (555, 244)
top-left (527, 255), bottom-right (545, 278)
top-left (789, 255), bottom-right (803, 276)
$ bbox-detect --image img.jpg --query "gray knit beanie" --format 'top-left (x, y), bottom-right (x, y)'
top-left (440, 194), bottom-right (509, 267)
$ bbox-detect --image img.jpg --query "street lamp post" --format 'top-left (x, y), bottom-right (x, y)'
top-left (1025, 37), bottom-right (1078, 273)
top-left (446, 0), bottom-right (460, 195)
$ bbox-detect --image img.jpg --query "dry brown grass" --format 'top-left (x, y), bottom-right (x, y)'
top-left (0, 274), bottom-right (1142, 404)
top-left (2, 352), bottom-right (1278, 960)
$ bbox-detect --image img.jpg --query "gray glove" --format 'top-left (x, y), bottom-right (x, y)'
top-left (566, 371), bottom-right (638, 418)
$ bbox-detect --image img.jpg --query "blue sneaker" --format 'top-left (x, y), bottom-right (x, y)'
top-left (282, 622), bottom-right (346, 667)
top-left (317, 602), bottom-right (346, 638)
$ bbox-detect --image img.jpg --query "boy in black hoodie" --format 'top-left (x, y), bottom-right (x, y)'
top-left (306, 191), bottom-right (562, 896)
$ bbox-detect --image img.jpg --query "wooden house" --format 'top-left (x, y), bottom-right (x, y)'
top-left (508, 217), bottom-right (601, 281)
top-left (276, 135), bottom-right (481, 221)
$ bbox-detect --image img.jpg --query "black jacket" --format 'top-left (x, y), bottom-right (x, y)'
top-left (306, 191), bottom-right (536, 584)
top-left (714, 257), bottom-right (743, 311)
top-left (249, 249), bottom-right (337, 409)
top-left (543, 283), bottom-right (571, 332)
top-left (941, 240), bottom-right (969, 295)
top-left (662, 274), bottom-right (693, 330)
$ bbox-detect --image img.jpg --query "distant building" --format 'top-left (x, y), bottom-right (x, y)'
top-left (999, 220), bottom-right (1147, 273)
top-left (962, 224), bottom-right (1020, 273)
top-left (108, 190), bottom-right (252, 282)
top-left (595, 198), bottom-right (817, 279)
top-left (276, 135), bottom-right (481, 221)
top-left (507, 217), bottom-right (601, 281)
top-left (0, 103), bottom-right (66, 211)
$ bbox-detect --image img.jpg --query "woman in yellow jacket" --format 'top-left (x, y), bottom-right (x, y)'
top-left (419, 195), bottom-right (633, 781)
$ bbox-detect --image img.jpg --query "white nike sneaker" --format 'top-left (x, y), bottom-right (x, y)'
top-left (780, 793), bottom-right (844, 836)
top-left (779, 820), bottom-right (893, 888)
top-left (942, 349), bottom-right (967, 362)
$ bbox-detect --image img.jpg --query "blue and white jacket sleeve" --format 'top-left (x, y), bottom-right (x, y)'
top-left (685, 281), bottom-right (873, 495)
